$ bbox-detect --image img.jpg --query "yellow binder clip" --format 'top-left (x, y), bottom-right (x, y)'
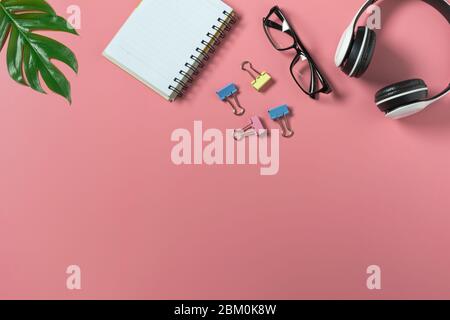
top-left (241, 61), bottom-right (272, 92)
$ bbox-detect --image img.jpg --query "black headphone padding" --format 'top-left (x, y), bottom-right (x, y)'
top-left (342, 27), bottom-right (377, 78)
top-left (375, 79), bottom-right (429, 113)
top-left (353, 28), bottom-right (376, 77)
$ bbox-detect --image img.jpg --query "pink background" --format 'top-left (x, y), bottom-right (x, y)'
top-left (1, 0), bottom-right (450, 299)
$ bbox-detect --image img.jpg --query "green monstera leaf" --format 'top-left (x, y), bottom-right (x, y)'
top-left (0, 0), bottom-right (78, 103)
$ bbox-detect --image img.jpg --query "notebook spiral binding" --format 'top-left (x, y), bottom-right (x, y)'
top-left (168, 10), bottom-right (236, 99)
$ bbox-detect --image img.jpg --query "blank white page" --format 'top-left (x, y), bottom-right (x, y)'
top-left (103, 0), bottom-right (233, 101)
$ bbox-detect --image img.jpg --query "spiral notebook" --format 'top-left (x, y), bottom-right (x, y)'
top-left (103, 0), bottom-right (236, 101)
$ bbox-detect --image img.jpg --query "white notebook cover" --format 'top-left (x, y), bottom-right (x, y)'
top-left (103, 0), bottom-right (234, 101)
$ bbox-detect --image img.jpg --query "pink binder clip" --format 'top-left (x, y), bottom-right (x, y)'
top-left (233, 116), bottom-right (267, 141)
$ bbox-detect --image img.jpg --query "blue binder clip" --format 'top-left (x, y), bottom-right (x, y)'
top-left (268, 104), bottom-right (294, 138)
top-left (216, 83), bottom-right (245, 116)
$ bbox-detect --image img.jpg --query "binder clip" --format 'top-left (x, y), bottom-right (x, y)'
top-left (241, 61), bottom-right (272, 92)
top-left (233, 116), bottom-right (267, 141)
top-left (216, 83), bottom-right (245, 116)
top-left (268, 104), bottom-right (294, 138)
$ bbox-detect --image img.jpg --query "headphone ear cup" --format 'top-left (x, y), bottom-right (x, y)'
top-left (342, 27), bottom-right (376, 78)
top-left (353, 28), bottom-right (376, 77)
top-left (375, 79), bottom-right (429, 113)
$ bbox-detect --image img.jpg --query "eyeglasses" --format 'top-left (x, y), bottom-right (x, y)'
top-left (263, 6), bottom-right (332, 99)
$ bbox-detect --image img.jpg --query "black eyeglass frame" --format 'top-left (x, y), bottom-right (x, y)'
top-left (263, 6), bottom-right (332, 99)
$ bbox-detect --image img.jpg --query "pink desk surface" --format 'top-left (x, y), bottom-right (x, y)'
top-left (1, 0), bottom-right (449, 299)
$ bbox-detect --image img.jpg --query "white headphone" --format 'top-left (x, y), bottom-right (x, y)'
top-left (335, 0), bottom-right (450, 119)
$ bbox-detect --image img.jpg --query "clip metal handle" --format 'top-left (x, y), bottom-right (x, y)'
top-left (269, 105), bottom-right (294, 138)
top-left (226, 95), bottom-right (246, 116)
top-left (241, 61), bottom-right (261, 80)
top-left (275, 116), bottom-right (294, 138)
top-left (234, 116), bottom-right (266, 141)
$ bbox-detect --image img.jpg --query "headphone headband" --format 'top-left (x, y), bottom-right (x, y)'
top-left (423, 0), bottom-right (450, 22)
top-left (353, 0), bottom-right (450, 25)
top-left (335, 0), bottom-right (449, 119)
top-left (335, 0), bottom-right (450, 67)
